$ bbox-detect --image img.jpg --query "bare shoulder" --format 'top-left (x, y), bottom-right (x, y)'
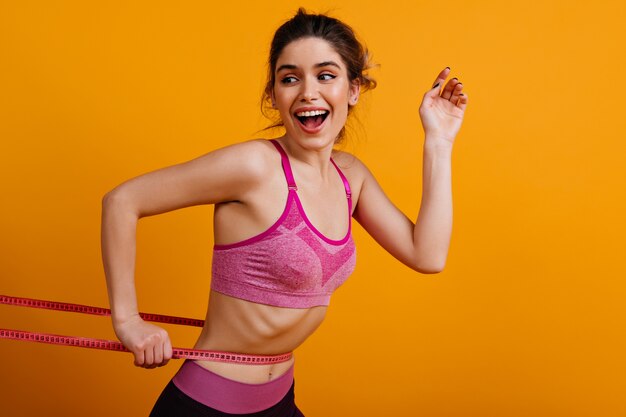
top-left (199, 138), bottom-right (277, 178)
top-left (330, 149), bottom-right (375, 205)
top-left (104, 138), bottom-right (282, 216)
top-left (331, 149), bottom-right (370, 184)
top-left (182, 138), bottom-right (286, 190)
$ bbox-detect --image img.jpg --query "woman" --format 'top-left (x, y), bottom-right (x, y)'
top-left (101, 8), bottom-right (467, 417)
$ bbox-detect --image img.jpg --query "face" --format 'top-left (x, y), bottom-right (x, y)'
top-left (271, 37), bottom-right (360, 148)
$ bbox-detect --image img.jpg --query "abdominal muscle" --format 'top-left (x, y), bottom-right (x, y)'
top-left (190, 290), bottom-right (327, 384)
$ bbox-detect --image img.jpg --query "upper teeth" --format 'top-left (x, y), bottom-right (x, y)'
top-left (296, 110), bottom-right (327, 117)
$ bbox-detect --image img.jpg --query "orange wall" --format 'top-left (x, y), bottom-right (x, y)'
top-left (1, 1), bottom-right (625, 416)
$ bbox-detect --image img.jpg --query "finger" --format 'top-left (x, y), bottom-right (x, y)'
top-left (432, 66), bottom-right (451, 88)
top-left (134, 349), bottom-right (145, 367)
top-left (426, 77), bottom-right (446, 100)
top-left (144, 344), bottom-right (154, 367)
top-left (442, 78), bottom-right (461, 100)
top-left (144, 346), bottom-right (159, 369)
top-left (163, 336), bottom-right (173, 366)
top-left (450, 82), bottom-right (464, 105)
top-left (145, 346), bottom-right (159, 369)
top-left (154, 341), bottom-right (164, 366)
top-left (457, 93), bottom-right (468, 111)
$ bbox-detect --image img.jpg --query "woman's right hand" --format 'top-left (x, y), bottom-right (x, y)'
top-left (113, 314), bottom-right (173, 369)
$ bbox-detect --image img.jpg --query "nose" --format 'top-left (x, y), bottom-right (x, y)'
top-left (300, 77), bottom-right (319, 102)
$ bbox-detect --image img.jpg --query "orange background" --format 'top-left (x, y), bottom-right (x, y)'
top-left (1, 1), bottom-right (625, 416)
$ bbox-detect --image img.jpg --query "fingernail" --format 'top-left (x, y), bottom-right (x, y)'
top-left (434, 82), bottom-right (440, 88)
top-left (445, 67), bottom-right (450, 70)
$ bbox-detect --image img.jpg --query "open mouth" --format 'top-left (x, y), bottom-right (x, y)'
top-left (294, 110), bottom-right (329, 131)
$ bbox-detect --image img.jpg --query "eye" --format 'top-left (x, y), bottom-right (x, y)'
top-left (280, 76), bottom-right (298, 84)
top-left (319, 73), bottom-right (336, 81)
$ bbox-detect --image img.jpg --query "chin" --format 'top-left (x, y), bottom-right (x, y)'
top-left (282, 125), bottom-right (332, 145)
top-left (285, 132), bottom-right (341, 151)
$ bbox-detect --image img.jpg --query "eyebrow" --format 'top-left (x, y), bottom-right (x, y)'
top-left (276, 61), bottom-right (341, 73)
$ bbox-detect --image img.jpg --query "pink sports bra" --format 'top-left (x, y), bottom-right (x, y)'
top-left (210, 139), bottom-right (356, 308)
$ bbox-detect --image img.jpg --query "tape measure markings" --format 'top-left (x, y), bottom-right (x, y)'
top-left (0, 295), bottom-right (204, 327)
top-left (0, 295), bottom-right (292, 365)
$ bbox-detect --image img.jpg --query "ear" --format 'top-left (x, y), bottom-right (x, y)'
top-left (348, 80), bottom-right (361, 106)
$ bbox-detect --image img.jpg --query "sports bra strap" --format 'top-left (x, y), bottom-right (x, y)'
top-left (330, 158), bottom-right (352, 200)
top-left (269, 140), bottom-right (298, 190)
top-left (269, 140), bottom-right (352, 205)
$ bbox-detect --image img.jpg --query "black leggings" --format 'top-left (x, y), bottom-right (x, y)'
top-left (149, 379), bottom-right (305, 417)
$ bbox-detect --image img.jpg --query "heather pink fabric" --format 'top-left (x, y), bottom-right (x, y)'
top-left (211, 139), bottom-right (356, 308)
top-left (172, 360), bottom-right (295, 413)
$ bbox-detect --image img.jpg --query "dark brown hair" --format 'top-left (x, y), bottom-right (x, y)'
top-left (261, 8), bottom-right (377, 142)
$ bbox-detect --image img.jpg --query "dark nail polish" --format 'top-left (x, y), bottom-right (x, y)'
top-left (445, 67), bottom-right (450, 70)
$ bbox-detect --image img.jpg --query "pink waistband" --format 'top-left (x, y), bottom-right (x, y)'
top-left (172, 360), bottom-right (295, 414)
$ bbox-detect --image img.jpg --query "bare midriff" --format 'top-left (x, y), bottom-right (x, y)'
top-left (191, 290), bottom-right (327, 384)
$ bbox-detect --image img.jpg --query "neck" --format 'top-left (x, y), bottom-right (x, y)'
top-left (277, 135), bottom-right (336, 179)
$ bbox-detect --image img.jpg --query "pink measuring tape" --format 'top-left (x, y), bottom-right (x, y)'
top-left (0, 295), bottom-right (292, 365)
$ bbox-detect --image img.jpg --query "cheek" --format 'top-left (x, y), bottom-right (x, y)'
top-left (273, 88), bottom-right (289, 105)
top-left (328, 85), bottom-right (351, 111)
top-left (332, 83), bottom-right (349, 98)
top-left (274, 91), bottom-right (295, 115)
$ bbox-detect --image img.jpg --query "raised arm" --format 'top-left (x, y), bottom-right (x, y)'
top-left (352, 145), bottom-right (452, 273)
top-left (100, 139), bottom-right (267, 367)
top-left (353, 67), bottom-right (467, 274)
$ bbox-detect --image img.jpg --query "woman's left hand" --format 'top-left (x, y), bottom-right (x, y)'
top-left (419, 67), bottom-right (468, 147)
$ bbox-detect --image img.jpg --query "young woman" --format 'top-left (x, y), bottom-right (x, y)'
top-left (101, 8), bottom-right (467, 417)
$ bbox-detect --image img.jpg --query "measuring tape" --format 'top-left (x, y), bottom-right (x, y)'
top-left (0, 295), bottom-right (292, 365)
